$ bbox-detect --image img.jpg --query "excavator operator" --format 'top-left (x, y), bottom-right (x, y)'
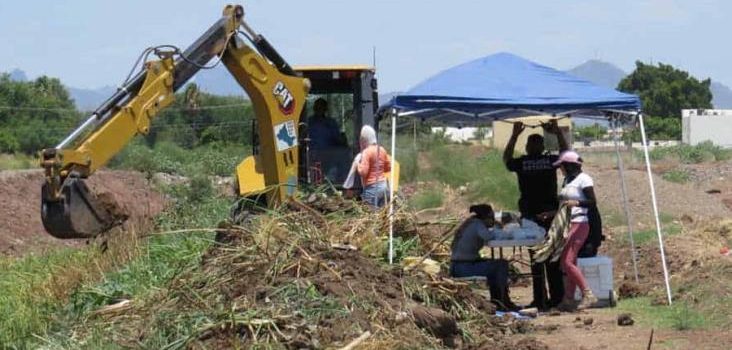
top-left (307, 98), bottom-right (347, 150)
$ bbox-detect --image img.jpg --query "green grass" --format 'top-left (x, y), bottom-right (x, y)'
top-left (662, 169), bottom-right (692, 183)
top-left (0, 153), bottom-right (36, 170)
top-left (610, 297), bottom-right (709, 331)
top-left (109, 140), bottom-right (250, 177)
top-left (618, 223), bottom-right (682, 245)
top-left (0, 248), bottom-right (97, 346)
top-left (602, 210), bottom-right (627, 228)
top-left (418, 144), bottom-right (518, 210)
top-left (1, 182), bottom-right (231, 348)
top-left (648, 141), bottom-right (732, 164)
top-left (409, 187), bottom-right (444, 210)
top-left (469, 150), bottom-right (519, 210)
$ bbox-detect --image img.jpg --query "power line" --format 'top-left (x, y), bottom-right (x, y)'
top-left (33, 120), bottom-right (256, 134)
top-left (0, 102), bottom-right (251, 113)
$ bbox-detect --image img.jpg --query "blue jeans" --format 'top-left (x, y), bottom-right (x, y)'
top-left (362, 181), bottom-right (389, 208)
top-left (450, 260), bottom-right (509, 288)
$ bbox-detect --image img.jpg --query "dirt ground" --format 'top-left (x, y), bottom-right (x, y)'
top-left (0, 170), bottom-right (165, 256)
top-left (585, 160), bottom-right (731, 229)
top-left (526, 310), bottom-right (732, 350)
top-left (508, 157), bottom-right (732, 350)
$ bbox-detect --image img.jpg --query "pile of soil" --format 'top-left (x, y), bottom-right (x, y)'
top-left (84, 197), bottom-right (547, 349)
top-left (604, 219), bottom-right (732, 299)
top-left (586, 165), bottom-right (730, 229)
top-left (0, 170), bottom-right (165, 256)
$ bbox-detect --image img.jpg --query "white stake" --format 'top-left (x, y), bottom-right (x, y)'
top-left (638, 113), bottom-right (673, 305)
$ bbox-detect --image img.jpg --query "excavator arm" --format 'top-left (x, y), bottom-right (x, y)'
top-left (41, 4), bottom-right (309, 239)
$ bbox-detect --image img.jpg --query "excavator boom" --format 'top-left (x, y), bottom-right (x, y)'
top-left (41, 4), bottom-right (308, 238)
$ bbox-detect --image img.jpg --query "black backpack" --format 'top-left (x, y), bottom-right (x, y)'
top-left (578, 205), bottom-right (604, 258)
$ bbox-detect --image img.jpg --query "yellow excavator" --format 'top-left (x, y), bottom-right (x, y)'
top-left (40, 4), bottom-right (398, 239)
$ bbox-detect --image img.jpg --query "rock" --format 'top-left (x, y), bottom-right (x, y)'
top-left (583, 317), bottom-right (594, 326)
top-left (680, 214), bottom-right (694, 225)
top-left (548, 310), bottom-right (561, 316)
top-left (410, 304), bottom-right (459, 340)
top-left (618, 281), bottom-right (645, 299)
top-left (395, 311), bottom-right (409, 324)
top-left (617, 313), bottom-right (634, 326)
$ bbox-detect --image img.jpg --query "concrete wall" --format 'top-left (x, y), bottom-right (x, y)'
top-left (492, 116), bottom-right (572, 151)
top-left (681, 109), bottom-right (732, 148)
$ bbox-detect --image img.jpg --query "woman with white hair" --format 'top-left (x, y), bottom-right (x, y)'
top-left (351, 125), bottom-right (391, 208)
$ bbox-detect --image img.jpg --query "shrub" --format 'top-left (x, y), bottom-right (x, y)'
top-left (187, 175), bottom-right (214, 202)
top-left (648, 141), bottom-right (730, 164)
top-left (662, 169), bottom-right (691, 184)
top-left (409, 188), bottom-right (444, 210)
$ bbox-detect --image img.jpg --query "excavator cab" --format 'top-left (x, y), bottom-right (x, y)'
top-left (235, 66), bottom-right (397, 198)
top-left (297, 66), bottom-right (378, 188)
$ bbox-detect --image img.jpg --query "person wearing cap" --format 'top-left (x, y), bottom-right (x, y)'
top-left (503, 119), bottom-right (568, 310)
top-left (450, 204), bottom-right (518, 311)
top-left (554, 150), bottom-right (599, 310)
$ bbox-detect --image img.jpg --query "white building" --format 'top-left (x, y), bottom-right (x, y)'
top-left (431, 127), bottom-right (492, 142)
top-left (682, 109), bottom-right (732, 148)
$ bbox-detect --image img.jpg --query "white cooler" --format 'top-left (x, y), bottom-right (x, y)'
top-left (573, 255), bottom-right (615, 304)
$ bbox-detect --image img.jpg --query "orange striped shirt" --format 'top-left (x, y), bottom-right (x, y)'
top-left (357, 145), bottom-right (391, 186)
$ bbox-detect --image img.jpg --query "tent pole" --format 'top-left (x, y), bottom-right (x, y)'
top-left (612, 118), bottom-right (640, 283)
top-left (638, 112), bottom-right (673, 305)
top-left (388, 110), bottom-right (397, 265)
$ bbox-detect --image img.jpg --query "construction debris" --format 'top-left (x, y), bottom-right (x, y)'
top-left (67, 193), bottom-right (545, 349)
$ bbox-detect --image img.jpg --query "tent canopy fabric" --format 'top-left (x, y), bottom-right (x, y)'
top-left (380, 52), bottom-right (641, 123)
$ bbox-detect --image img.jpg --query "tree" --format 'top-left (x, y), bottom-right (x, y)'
top-left (575, 123), bottom-right (606, 140)
top-left (0, 74), bottom-right (82, 153)
top-left (618, 61), bottom-right (712, 120)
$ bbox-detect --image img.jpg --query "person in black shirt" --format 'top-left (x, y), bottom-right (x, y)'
top-left (503, 119), bottom-right (568, 310)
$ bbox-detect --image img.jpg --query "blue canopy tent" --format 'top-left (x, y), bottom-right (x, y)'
top-left (380, 52), bottom-right (672, 304)
top-left (380, 52), bottom-right (640, 123)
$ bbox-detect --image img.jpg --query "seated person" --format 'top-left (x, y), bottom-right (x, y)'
top-left (307, 98), bottom-right (347, 150)
top-left (450, 204), bottom-right (518, 311)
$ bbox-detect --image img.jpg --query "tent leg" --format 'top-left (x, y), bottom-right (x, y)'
top-left (612, 119), bottom-right (640, 283)
top-left (638, 113), bottom-right (673, 305)
top-left (413, 119), bottom-right (417, 151)
top-left (388, 111), bottom-right (397, 265)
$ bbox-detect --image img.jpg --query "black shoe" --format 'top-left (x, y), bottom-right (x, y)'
top-left (527, 300), bottom-right (549, 311)
top-left (493, 300), bottom-right (521, 312)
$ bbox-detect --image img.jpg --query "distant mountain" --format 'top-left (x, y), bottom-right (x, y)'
top-left (9, 69), bottom-right (27, 82)
top-left (711, 81), bottom-right (732, 109)
top-left (378, 91), bottom-right (402, 106)
top-left (66, 85), bottom-right (117, 111)
top-left (566, 60), bottom-right (626, 89)
top-left (190, 64), bottom-right (247, 96)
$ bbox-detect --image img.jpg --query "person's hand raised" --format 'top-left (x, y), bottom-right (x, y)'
top-left (512, 122), bottom-right (525, 135)
top-left (543, 119), bottom-right (561, 135)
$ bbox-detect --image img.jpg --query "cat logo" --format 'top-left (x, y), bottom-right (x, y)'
top-left (272, 81), bottom-right (295, 115)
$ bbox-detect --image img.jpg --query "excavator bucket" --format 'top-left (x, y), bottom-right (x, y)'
top-left (41, 178), bottom-right (126, 239)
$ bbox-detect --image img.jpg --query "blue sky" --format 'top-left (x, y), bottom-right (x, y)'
top-left (0, 0), bottom-right (729, 92)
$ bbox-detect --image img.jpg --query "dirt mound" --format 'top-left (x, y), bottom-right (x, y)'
top-left (586, 165), bottom-right (730, 229)
top-left (78, 197), bottom-right (545, 349)
top-left (605, 219), bottom-right (732, 299)
top-left (0, 170), bottom-right (165, 256)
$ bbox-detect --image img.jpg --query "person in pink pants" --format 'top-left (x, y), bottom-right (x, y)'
top-left (554, 150), bottom-right (599, 311)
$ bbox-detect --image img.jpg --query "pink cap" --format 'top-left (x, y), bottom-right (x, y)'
top-left (553, 150), bottom-right (582, 167)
